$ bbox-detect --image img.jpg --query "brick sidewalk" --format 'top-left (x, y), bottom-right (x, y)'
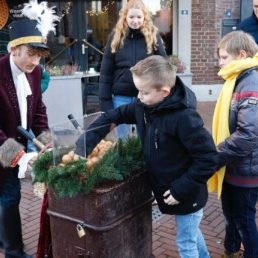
top-left (152, 192), bottom-right (226, 258)
top-left (2, 101), bottom-right (257, 258)
top-left (0, 178), bottom-right (228, 258)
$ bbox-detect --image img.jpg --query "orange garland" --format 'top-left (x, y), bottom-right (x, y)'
top-left (10, 149), bottom-right (25, 168)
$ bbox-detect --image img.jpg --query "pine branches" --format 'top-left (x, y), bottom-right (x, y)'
top-left (32, 136), bottom-right (144, 198)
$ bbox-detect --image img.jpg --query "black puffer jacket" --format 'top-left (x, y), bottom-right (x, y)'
top-left (99, 28), bottom-right (167, 112)
top-left (236, 12), bottom-right (258, 44)
top-left (76, 77), bottom-right (218, 215)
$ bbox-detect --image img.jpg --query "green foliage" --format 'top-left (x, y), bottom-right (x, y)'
top-left (32, 136), bottom-right (144, 198)
top-left (32, 150), bottom-right (53, 183)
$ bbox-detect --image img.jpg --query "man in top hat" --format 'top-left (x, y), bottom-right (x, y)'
top-left (0, 1), bottom-right (59, 257)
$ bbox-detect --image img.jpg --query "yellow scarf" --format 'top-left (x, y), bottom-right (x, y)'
top-left (207, 52), bottom-right (258, 198)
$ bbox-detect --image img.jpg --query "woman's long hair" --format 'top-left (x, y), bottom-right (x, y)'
top-left (111, 0), bottom-right (160, 54)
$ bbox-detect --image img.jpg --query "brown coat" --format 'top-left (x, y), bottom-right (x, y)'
top-left (0, 54), bottom-right (49, 188)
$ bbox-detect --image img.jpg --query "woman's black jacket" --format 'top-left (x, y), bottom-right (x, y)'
top-left (99, 28), bottom-right (167, 112)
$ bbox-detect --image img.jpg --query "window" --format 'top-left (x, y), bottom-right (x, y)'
top-left (143, 0), bottom-right (173, 55)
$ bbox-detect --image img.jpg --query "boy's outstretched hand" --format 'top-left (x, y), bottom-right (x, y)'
top-left (163, 190), bottom-right (180, 205)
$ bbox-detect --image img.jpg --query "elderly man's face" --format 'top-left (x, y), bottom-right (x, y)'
top-left (253, 0), bottom-right (258, 18)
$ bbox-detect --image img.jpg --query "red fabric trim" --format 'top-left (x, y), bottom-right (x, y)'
top-left (232, 91), bottom-right (258, 102)
top-left (36, 191), bottom-right (52, 258)
top-left (225, 174), bottom-right (258, 185)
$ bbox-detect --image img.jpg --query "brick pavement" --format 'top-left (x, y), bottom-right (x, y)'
top-left (1, 101), bottom-right (257, 258)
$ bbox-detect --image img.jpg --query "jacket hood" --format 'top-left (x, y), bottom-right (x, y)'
top-left (143, 76), bottom-right (197, 113)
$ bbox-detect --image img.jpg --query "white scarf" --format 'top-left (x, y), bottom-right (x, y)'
top-left (10, 56), bottom-right (32, 129)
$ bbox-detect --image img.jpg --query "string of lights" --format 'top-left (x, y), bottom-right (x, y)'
top-left (59, 1), bottom-right (72, 20)
top-left (85, 0), bottom-right (173, 17)
top-left (52, 0), bottom-right (173, 19)
top-left (86, 1), bottom-right (115, 16)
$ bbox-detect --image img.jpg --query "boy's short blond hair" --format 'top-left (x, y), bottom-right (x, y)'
top-left (217, 30), bottom-right (258, 58)
top-left (130, 55), bottom-right (177, 89)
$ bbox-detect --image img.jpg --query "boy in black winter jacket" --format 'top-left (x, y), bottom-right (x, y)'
top-left (75, 55), bottom-right (218, 257)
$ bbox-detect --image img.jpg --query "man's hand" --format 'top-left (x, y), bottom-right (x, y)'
top-left (163, 190), bottom-right (180, 205)
top-left (37, 142), bottom-right (53, 156)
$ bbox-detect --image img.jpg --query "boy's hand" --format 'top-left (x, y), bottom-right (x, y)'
top-left (163, 190), bottom-right (180, 205)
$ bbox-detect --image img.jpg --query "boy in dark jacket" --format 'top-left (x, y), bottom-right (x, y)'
top-left (75, 55), bottom-right (218, 257)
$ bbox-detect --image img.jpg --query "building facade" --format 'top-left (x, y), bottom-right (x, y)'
top-left (191, 0), bottom-right (241, 85)
top-left (0, 0), bottom-right (250, 99)
top-left (175, 0), bottom-right (249, 99)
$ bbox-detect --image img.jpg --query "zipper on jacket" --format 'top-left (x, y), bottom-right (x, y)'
top-left (131, 31), bottom-right (136, 65)
top-left (154, 128), bottom-right (158, 149)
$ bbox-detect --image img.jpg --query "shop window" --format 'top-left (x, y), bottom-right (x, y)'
top-left (0, 0), bottom-right (173, 70)
top-left (143, 0), bottom-right (173, 55)
top-left (85, 1), bottom-right (122, 72)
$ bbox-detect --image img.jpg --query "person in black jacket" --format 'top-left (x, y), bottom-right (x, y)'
top-left (99, 0), bottom-right (167, 139)
top-left (75, 55), bottom-right (218, 257)
top-left (236, 0), bottom-right (258, 44)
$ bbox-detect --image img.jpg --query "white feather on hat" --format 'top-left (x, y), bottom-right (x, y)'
top-left (22, 0), bottom-right (60, 37)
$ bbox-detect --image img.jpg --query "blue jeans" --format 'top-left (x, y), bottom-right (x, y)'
top-left (113, 95), bottom-right (136, 140)
top-left (0, 168), bottom-right (21, 207)
top-left (221, 181), bottom-right (258, 258)
top-left (175, 209), bottom-right (210, 258)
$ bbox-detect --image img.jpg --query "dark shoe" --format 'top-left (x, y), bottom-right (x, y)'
top-left (220, 251), bottom-right (242, 258)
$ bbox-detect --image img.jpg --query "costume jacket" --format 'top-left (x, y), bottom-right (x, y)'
top-left (0, 54), bottom-right (49, 188)
top-left (236, 12), bottom-right (258, 44)
top-left (99, 28), bottom-right (167, 112)
top-left (217, 67), bottom-right (258, 188)
top-left (76, 77), bottom-right (218, 215)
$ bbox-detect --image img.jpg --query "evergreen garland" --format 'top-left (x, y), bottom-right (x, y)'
top-left (32, 136), bottom-right (145, 198)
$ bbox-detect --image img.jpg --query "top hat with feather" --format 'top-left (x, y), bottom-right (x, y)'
top-left (8, 0), bottom-right (59, 49)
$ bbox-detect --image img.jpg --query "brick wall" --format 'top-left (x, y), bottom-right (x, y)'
top-left (191, 0), bottom-right (240, 84)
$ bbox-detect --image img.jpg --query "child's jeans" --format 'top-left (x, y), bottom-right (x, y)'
top-left (113, 95), bottom-right (136, 140)
top-left (175, 209), bottom-right (210, 258)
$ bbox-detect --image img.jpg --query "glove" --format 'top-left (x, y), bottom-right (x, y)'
top-left (18, 152), bottom-right (38, 178)
top-left (0, 138), bottom-right (25, 167)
